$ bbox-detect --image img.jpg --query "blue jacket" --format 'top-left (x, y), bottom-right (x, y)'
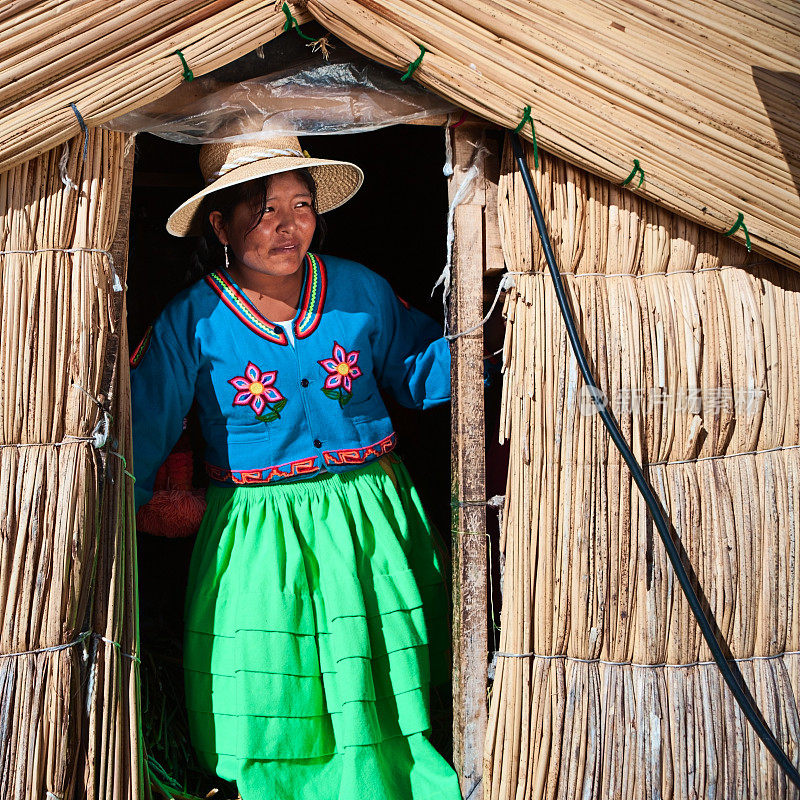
top-left (130, 253), bottom-right (451, 509)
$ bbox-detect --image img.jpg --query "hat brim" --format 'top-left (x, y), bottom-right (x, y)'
top-left (166, 157), bottom-right (364, 237)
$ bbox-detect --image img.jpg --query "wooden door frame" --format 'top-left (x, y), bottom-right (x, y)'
top-left (448, 121), bottom-right (502, 800)
top-left (116, 122), bottom-right (497, 799)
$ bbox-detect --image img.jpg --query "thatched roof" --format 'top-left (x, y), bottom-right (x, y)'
top-left (1, 0), bottom-right (798, 269)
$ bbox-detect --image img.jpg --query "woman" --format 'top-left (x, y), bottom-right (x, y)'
top-left (130, 135), bottom-right (461, 800)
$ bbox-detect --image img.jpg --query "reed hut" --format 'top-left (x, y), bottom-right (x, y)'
top-left (1, 1), bottom-right (799, 799)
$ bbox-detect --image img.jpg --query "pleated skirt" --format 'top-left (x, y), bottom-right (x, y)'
top-left (183, 456), bottom-right (461, 800)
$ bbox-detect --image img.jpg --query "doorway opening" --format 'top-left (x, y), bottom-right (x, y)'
top-left (128, 123), bottom-right (455, 797)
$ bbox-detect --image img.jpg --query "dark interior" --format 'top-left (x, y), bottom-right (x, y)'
top-left (128, 124), bottom-right (455, 795)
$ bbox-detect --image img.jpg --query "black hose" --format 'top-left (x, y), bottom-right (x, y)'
top-left (510, 132), bottom-right (800, 789)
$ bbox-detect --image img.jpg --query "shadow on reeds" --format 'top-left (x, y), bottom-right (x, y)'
top-left (752, 67), bottom-right (800, 215)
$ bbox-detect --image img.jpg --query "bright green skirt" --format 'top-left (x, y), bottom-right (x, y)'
top-left (183, 456), bottom-right (461, 800)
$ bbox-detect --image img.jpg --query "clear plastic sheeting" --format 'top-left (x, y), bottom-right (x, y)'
top-left (103, 56), bottom-right (455, 142)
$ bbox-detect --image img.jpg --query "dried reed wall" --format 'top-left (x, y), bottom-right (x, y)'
top-left (0, 0), bottom-right (300, 175)
top-left (2, 2), bottom-right (798, 267)
top-left (307, 0), bottom-right (800, 269)
top-left (486, 139), bottom-right (800, 799)
top-left (0, 131), bottom-right (142, 799)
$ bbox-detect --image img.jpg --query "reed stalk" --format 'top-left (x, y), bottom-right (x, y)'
top-left (0, 0), bottom-right (307, 175)
top-left (0, 129), bottom-right (142, 799)
top-left (485, 138), bottom-right (800, 798)
top-left (305, 0), bottom-right (800, 269)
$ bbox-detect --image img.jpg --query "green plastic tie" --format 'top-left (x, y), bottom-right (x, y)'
top-left (110, 450), bottom-right (136, 482)
top-left (281, 2), bottom-right (317, 42)
top-left (621, 159), bottom-right (645, 187)
top-left (401, 45), bottom-right (426, 82)
top-left (723, 211), bottom-right (752, 252)
top-left (513, 106), bottom-right (538, 168)
top-left (174, 50), bottom-right (194, 82)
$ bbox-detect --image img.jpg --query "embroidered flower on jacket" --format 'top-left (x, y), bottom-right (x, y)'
top-left (318, 342), bottom-right (362, 407)
top-left (229, 362), bottom-right (287, 423)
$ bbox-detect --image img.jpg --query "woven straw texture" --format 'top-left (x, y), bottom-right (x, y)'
top-left (0, 0), bottom-right (305, 175)
top-left (486, 137), bottom-right (800, 799)
top-left (168, 135), bottom-right (363, 236)
top-left (1, 1), bottom-right (798, 267)
top-left (305, 0), bottom-right (800, 270)
top-left (0, 130), bottom-right (143, 798)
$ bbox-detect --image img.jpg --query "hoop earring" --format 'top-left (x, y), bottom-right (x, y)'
top-left (224, 244), bottom-right (230, 270)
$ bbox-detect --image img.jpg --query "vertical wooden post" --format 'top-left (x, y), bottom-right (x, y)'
top-left (102, 136), bottom-right (136, 393)
top-left (449, 122), bottom-right (489, 799)
top-left (111, 138), bottom-right (136, 277)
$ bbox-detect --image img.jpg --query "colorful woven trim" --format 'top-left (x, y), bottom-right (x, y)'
top-left (206, 456), bottom-right (320, 485)
top-left (205, 270), bottom-right (288, 345)
top-left (323, 432), bottom-right (397, 466)
top-left (295, 252), bottom-right (327, 339)
top-left (129, 325), bottom-right (153, 368)
top-left (204, 433), bottom-right (397, 484)
top-left (205, 253), bottom-right (327, 345)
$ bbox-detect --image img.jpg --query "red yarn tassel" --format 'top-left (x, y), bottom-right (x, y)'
top-left (137, 488), bottom-right (206, 538)
top-left (137, 429), bottom-right (206, 537)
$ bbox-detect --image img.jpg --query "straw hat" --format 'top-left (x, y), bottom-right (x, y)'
top-left (166, 135), bottom-right (364, 237)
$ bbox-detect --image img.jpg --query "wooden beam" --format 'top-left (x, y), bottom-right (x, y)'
top-left (99, 135), bottom-right (136, 406)
top-left (404, 112), bottom-right (501, 128)
top-left (449, 122), bottom-right (490, 800)
top-left (482, 136), bottom-right (505, 274)
top-left (404, 114), bottom-right (450, 127)
top-left (111, 137), bottom-right (136, 278)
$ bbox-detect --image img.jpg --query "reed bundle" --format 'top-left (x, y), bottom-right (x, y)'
top-left (0, 0), bottom-right (309, 176)
top-left (485, 138), bottom-right (800, 798)
top-left (0, 130), bottom-right (143, 798)
top-left (306, 0), bottom-right (800, 269)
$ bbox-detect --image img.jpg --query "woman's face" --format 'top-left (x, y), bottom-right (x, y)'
top-left (210, 171), bottom-right (316, 279)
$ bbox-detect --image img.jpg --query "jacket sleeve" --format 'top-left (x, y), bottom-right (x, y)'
top-left (371, 277), bottom-right (451, 410)
top-left (130, 310), bottom-right (199, 510)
